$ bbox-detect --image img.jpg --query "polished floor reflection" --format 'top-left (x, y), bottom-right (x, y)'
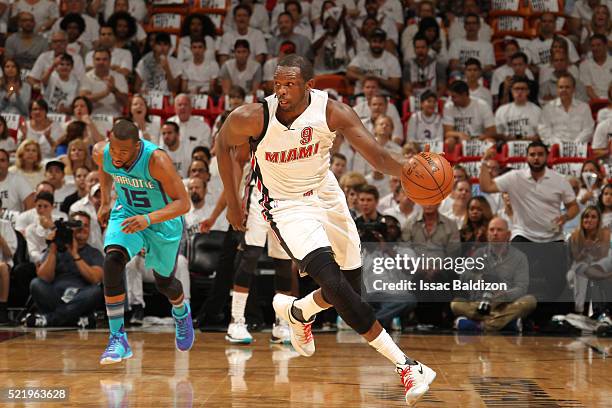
top-left (0, 328), bottom-right (609, 407)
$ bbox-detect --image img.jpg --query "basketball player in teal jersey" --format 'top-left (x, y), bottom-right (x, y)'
top-left (93, 119), bottom-right (194, 364)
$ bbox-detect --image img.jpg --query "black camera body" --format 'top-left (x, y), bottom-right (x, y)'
top-left (356, 219), bottom-right (387, 243)
top-left (54, 219), bottom-right (83, 252)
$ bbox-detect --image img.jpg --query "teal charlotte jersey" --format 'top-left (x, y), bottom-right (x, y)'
top-left (103, 139), bottom-right (183, 276)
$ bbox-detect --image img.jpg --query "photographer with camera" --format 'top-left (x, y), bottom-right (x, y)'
top-left (451, 217), bottom-right (537, 332)
top-left (26, 211), bottom-right (103, 327)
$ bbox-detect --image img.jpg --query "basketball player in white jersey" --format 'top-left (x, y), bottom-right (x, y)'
top-left (217, 55), bottom-right (436, 406)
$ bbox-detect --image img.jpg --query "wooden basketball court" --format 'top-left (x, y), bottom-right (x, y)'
top-left (0, 328), bottom-right (609, 407)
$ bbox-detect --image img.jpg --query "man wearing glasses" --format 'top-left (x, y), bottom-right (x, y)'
top-left (495, 76), bottom-right (542, 141)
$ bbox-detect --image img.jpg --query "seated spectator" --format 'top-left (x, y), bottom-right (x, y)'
top-left (159, 122), bottom-right (191, 178)
top-left (539, 50), bottom-right (588, 104)
top-left (355, 184), bottom-right (383, 228)
top-left (223, 0), bottom-right (270, 40)
top-left (570, 0), bottom-right (604, 35)
top-left (383, 187), bottom-right (420, 230)
top-left (464, 58), bottom-right (492, 108)
top-left (400, 0), bottom-right (438, 63)
top-left (60, 165), bottom-right (89, 215)
top-left (0, 117), bottom-right (16, 153)
top-left (353, 77), bottom-right (403, 143)
top-left (4, 12), bottom-right (48, 70)
top-left (25, 191), bottom-right (58, 263)
top-left (330, 152), bottom-right (347, 180)
top-left (592, 117), bottom-right (612, 158)
top-left (62, 138), bottom-right (93, 181)
top-left (79, 48), bottom-right (128, 116)
top-left (11, 0), bottom-right (58, 34)
top-left (129, 94), bottom-right (160, 145)
top-left (441, 179), bottom-right (472, 228)
top-left (268, 11), bottom-right (311, 57)
top-left (69, 96), bottom-right (103, 144)
top-left (448, 13), bottom-right (495, 75)
top-left (409, 17), bottom-right (449, 67)
top-left (218, 4), bottom-right (267, 64)
top-left (177, 13), bottom-right (218, 63)
top-left (180, 36), bottom-right (220, 95)
top-left (460, 196), bottom-right (493, 256)
top-left (106, 11), bottom-right (143, 66)
top-left (101, 0), bottom-right (147, 22)
top-left (497, 53), bottom-right (539, 107)
top-left (0, 148), bottom-right (35, 213)
top-left (27, 211), bottom-right (103, 327)
top-left (361, 96), bottom-right (404, 145)
top-left (378, 175), bottom-right (401, 212)
top-left (42, 53), bottom-right (79, 114)
top-left (60, 12), bottom-right (87, 57)
top-left (184, 176), bottom-right (209, 238)
top-left (44, 160), bottom-right (76, 210)
top-left (0, 203), bottom-right (17, 324)
top-left (598, 183), bottom-right (612, 230)
top-left (167, 94), bottom-right (213, 149)
top-left (0, 58), bottom-right (31, 116)
top-left (219, 39), bottom-right (262, 95)
top-left (451, 217), bottom-right (537, 332)
top-left (277, 0), bottom-right (313, 39)
top-left (407, 90), bottom-right (444, 143)
top-left (479, 159), bottom-right (504, 213)
top-left (85, 25), bottom-right (132, 78)
top-left (135, 33), bottom-right (181, 95)
top-left (443, 80), bottom-right (496, 148)
top-left (69, 181), bottom-right (103, 252)
top-left (491, 40), bottom-right (535, 105)
top-left (528, 13), bottom-right (580, 68)
top-left (447, 0), bottom-right (492, 43)
top-left (263, 41), bottom-right (296, 95)
top-left (402, 34), bottom-right (447, 99)
top-left (347, 28), bottom-right (401, 96)
top-left (339, 171), bottom-right (367, 218)
top-left (54, 121), bottom-right (87, 155)
top-left (579, 4), bottom-right (612, 52)
top-left (14, 181), bottom-right (65, 233)
top-left (353, 0), bottom-right (398, 53)
top-left (576, 160), bottom-right (604, 207)
top-left (10, 140), bottom-right (45, 190)
top-left (373, 115), bottom-right (402, 155)
top-left (579, 34), bottom-right (612, 100)
top-left (311, 6), bottom-right (355, 75)
top-left (185, 159), bottom-right (210, 186)
top-left (211, 86), bottom-right (246, 144)
top-left (27, 30), bottom-right (85, 94)
top-left (495, 76), bottom-right (543, 141)
top-left (596, 83), bottom-right (612, 123)
top-left (51, 0), bottom-right (99, 50)
top-left (538, 74), bottom-right (595, 144)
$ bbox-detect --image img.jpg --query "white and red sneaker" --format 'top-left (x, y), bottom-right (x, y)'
top-left (396, 360), bottom-right (436, 406)
top-left (272, 294), bottom-right (315, 357)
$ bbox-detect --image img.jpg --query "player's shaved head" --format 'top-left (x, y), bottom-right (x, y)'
top-left (112, 119), bottom-right (139, 142)
top-left (277, 54), bottom-right (313, 81)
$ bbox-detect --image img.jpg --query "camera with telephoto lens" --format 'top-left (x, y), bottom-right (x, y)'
top-left (477, 291), bottom-right (493, 315)
top-left (53, 219), bottom-right (83, 252)
top-left (356, 219), bottom-right (388, 243)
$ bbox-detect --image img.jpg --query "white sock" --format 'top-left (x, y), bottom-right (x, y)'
top-left (368, 329), bottom-right (407, 366)
top-left (231, 291), bottom-right (249, 322)
top-left (293, 291), bottom-right (327, 321)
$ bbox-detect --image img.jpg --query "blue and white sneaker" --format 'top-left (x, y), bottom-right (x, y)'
top-left (173, 303), bottom-right (195, 352)
top-left (454, 316), bottom-right (482, 332)
top-left (226, 318), bottom-right (253, 344)
top-left (100, 327), bottom-right (133, 365)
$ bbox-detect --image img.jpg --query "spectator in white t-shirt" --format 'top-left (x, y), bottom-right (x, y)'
top-left (407, 90), bottom-right (444, 143)
top-left (128, 94), bottom-right (161, 145)
top-left (443, 80), bottom-right (496, 149)
top-left (43, 53), bottom-right (79, 114)
top-left (219, 39), bottom-right (262, 95)
top-left (218, 4), bottom-right (267, 64)
top-left (177, 13), bottom-right (218, 63)
top-left (539, 50), bottom-right (589, 104)
top-left (528, 13), bottom-right (580, 68)
top-left (464, 58), bottom-right (492, 108)
top-left (347, 28), bottom-right (401, 95)
top-left (310, 6), bottom-right (355, 75)
top-left (167, 94), bottom-right (213, 149)
top-left (495, 76), bottom-right (543, 141)
top-left (447, 0), bottom-right (492, 44)
top-left (18, 99), bottom-right (63, 159)
top-left (497, 52), bottom-right (539, 107)
top-left (135, 33), bottom-right (182, 95)
top-left (59, 13), bottom-right (87, 57)
top-left (223, 0), bottom-right (270, 35)
top-left (538, 73), bottom-right (595, 144)
top-left (159, 121), bottom-right (192, 178)
top-left (79, 48), bottom-right (128, 116)
top-left (51, 0), bottom-right (99, 50)
top-left (0, 148), bottom-right (34, 212)
top-left (360, 95), bottom-right (403, 144)
top-left (591, 117), bottom-right (612, 158)
top-left (268, 11), bottom-right (311, 57)
top-left (448, 13), bottom-right (495, 75)
top-left (85, 25), bottom-right (132, 78)
top-left (579, 33), bottom-right (612, 99)
top-left (353, 0), bottom-right (398, 49)
top-left (180, 36), bottom-right (220, 95)
top-left (44, 160), bottom-right (76, 210)
top-left (402, 34), bottom-right (447, 98)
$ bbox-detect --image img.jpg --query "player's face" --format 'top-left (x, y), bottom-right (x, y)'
top-left (273, 66), bottom-right (311, 112)
top-left (109, 135), bottom-right (140, 168)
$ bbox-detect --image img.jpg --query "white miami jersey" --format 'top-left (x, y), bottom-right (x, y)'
top-left (253, 89), bottom-right (336, 199)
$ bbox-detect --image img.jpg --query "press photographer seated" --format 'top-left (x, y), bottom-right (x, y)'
top-left (451, 217), bottom-right (537, 332)
top-left (26, 211), bottom-right (103, 327)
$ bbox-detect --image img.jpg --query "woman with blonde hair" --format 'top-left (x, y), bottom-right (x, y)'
top-left (9, 139), bottom-right (45, 189)
top-left (62, 139), bottom-right (94, 181)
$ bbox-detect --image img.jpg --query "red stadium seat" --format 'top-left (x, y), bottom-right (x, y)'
top-left (502, 140), bottom-right (530, 163)
top-left (590, 99), bottom-right (609, 120)
top-left (313, 75), bottom-right (352, 96)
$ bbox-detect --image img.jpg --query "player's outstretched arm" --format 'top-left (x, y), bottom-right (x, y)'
top-left (92, 141), bottom-right (113, 228)
top-left (147, 150), bottom-right (191, 223)
top-left (216, 103), bottom-right (264, 231)
top-left (327, 99), bottom-right (404, 177)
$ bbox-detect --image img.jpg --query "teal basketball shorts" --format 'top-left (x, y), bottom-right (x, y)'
top-left (104, 209), bottom-right (183, 277)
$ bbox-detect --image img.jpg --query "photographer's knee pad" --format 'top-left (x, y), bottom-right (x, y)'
top-left (153, 271), bottom-right (183, 301)
top-left (103, 247), bottom-right (128, 297)
top-left (234, 245), bottom-right (263, 288)
top-left (302, 248), bottom-right (375, 334)
top-left (273, 258), bottom-right (292, 293)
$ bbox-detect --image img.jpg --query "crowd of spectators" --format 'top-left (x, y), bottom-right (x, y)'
top-left (0, 0), bottom-right (610, 334)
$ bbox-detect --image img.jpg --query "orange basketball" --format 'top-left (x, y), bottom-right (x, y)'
top-left (401, 152), bottom-right (453, 205)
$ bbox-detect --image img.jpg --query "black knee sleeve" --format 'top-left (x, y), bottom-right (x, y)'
top-left (103, 247), bottom-right (128, 297)
top-left (302, 248), bottom-right (375, 335)
top-left (343, 267), bottom-right (362, 295)
top-left (154, 271), bottom-right (184, 301)
top-left (273, 258), bottom-right (292, 292)
top-left (234, 245), bottom-right (263, 288)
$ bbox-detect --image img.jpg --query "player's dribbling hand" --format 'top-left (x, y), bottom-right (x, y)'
top-left (226, 207), bottom-right (246, 232)
top-left (121, 215), bottom-right (149, 233)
